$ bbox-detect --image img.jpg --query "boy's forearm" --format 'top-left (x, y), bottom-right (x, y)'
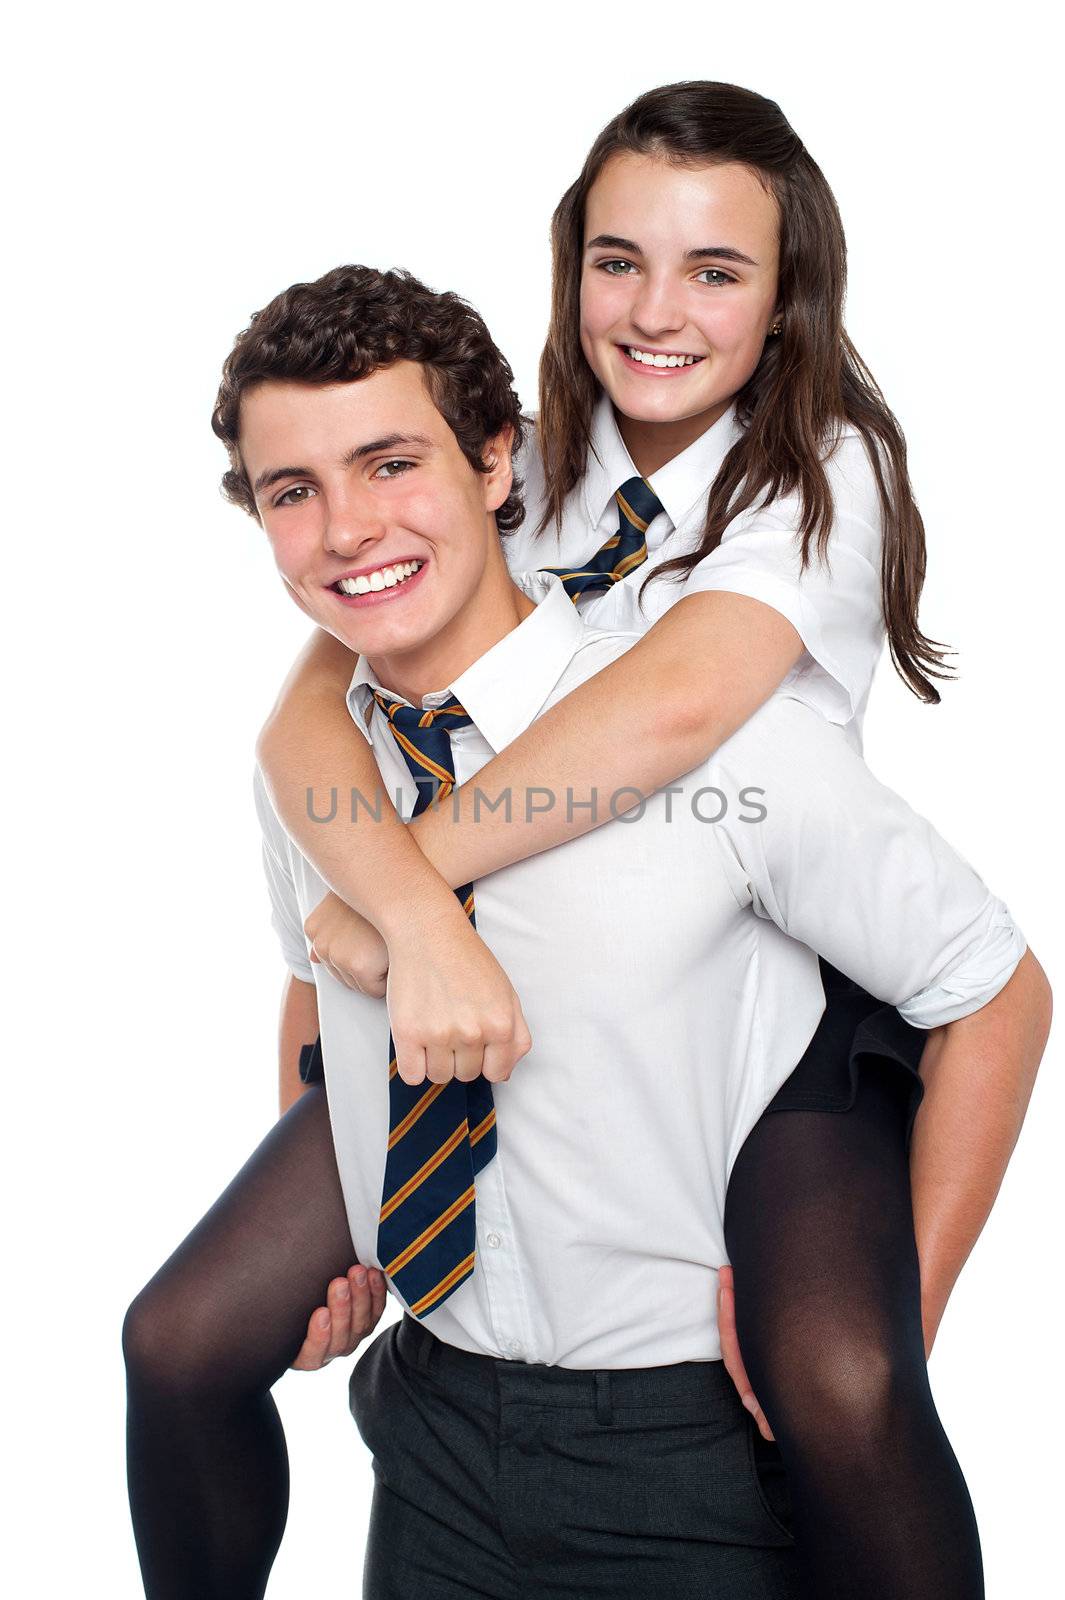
top-left (909, 949), bottom-right (1051, 1349)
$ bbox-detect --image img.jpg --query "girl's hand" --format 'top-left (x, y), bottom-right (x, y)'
top-left (305, 893), bottom-right (390, 996)
top-left (387, 903), bottom-right (532, 1086)
top-left (717, 1264), bottom-right (775, 1442)
top-left (290, 1266), bottom-right (388, 1370)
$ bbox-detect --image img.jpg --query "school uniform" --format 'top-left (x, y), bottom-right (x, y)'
top-left (255, 566), bottom-right (1022, 1595)
top-left (505, 395), bottom-right (937, 1130)
top-left (505, 393), bottom-right (886, 744)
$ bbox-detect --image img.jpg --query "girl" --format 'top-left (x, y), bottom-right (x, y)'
top-left (125, 82), bottom-right (1026, 1599)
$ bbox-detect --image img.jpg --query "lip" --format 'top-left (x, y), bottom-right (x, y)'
top-left (326, 558), bottom-right (429, 608)
top-left (617, 344), bottom-right (707, 376)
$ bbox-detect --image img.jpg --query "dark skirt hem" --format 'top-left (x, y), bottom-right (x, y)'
top-left (764, 963), bottom-right (927, 1148)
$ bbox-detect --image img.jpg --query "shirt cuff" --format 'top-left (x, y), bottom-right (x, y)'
top-left (897, 917), bottom-right (1027, 1029)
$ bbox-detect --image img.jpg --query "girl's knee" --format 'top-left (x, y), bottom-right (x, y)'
top-left (122, 1275), bottom-right (228, 1396)
top-left (122, 1281), bottom-right (169, 1384)
top-left (762, 1324), bottom-right (929, 1460)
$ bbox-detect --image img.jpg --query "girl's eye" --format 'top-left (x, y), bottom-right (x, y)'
top-left (275, 485), bottom-right (316, 507)
top-left (696, 268), bottom-right (736, 287)
top-left (598, 259), bottom-right (637, 276)
top-left (375, 459), bottom-right (414, 479)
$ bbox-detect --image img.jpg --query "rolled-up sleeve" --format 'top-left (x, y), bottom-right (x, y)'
top-left (681, 433), bottom-right (885, 729)
top-left (710, 696), bottom-right (1027, 1026)
top-left (894, 898), bottom-right (1025, 1027)
top-left (252, 766), bottom-right (316, 983)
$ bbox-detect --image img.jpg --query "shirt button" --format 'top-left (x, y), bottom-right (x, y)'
top-left (506, 1338), bottom-right (524, 1357)
top-left (486, 1232), bottom-right (502, 1249)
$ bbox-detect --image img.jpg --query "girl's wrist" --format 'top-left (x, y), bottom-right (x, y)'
top-left (383, 895), bottom-right (474, 957)
top-left (374, 858), bottom-right (467, 948)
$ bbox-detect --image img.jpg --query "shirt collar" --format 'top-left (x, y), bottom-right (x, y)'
top-left (346, 571), bottom-right (587, 755)
top-left (581, 391), bottom-right (641, 531)
top-left (581, 389), bottom-right (743, 533)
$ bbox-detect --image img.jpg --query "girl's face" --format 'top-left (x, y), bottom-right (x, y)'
top-left (580, 153), bottom-right (781, 466)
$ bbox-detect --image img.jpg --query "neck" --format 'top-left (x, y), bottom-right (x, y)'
top-left (616, 398), bottom-right (732, 478)
top-left (369, 553), bottom-right (535, 707)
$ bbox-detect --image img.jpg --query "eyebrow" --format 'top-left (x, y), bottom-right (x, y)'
top-left (252, 433), bottom-right (436, 496)
top-left (343, 432), bottom-right (435, 466)
top-left (686, 246), bottom-right (759, 267)
top-left (585, 233), bottom-right (759, 268)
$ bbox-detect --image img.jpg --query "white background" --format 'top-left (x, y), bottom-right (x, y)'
top-left (5, 1), bottom-right (1062, 1594)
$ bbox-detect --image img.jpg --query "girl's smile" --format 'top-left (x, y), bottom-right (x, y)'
top-left (619, 344), bottom-right (707, 374)
top-left (617, 342), bottom-right (700, 369)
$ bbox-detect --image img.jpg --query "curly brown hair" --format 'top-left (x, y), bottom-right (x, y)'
top-left (212, 264), bottom-right (525, 530)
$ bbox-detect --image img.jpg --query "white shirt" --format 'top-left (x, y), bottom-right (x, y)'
top-left (255, 574), bottom-right (1024, 1370)
top-left (504, 393), bottom-right (886, 744)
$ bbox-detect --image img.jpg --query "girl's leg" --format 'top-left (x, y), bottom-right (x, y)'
top-left (122, 1083), bottom-right (360, 1600)
top-left (723, 1060), bottom-right (984, 1600)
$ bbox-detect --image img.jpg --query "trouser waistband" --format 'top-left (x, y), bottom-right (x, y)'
top-left (395, 1315), bottom-right (735, 1426)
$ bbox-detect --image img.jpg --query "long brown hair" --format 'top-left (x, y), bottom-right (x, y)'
top-left (538, 81), bottom-right (951, 702)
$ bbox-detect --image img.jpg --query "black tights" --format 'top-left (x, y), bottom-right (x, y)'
top-left (124, 1070), bottom-right (983, 1599)
top-left (725, 1060), bottom-right (983, 1599)
top-left (122, 1085), bottom-right (355, 1599)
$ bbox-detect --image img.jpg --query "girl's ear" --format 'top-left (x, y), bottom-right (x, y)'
top-left (482, 425), bottom-right (515, 513)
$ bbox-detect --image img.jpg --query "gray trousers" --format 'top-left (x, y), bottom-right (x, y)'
top-left (348, 1317), bottom-right (809, 1599)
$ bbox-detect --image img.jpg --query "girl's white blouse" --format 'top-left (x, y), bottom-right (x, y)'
top-left (504, 393), bottom-right (887, 749)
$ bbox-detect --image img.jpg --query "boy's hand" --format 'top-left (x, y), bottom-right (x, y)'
top-left (305, 894), bottom-right (390, 996)
top-left (291, 1266), bottom-right (388, 1370)
top-left (717, 1264), bottom-right (775, 1442)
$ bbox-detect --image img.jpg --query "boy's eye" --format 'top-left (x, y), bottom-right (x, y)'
top-left (598, 259), bottom-right (637, 276)
top-left (696, 268), bottom-right (736, 287)
top-left (275, 485), bottom-right (316, 507)
top-left (375, 459), bottom-right (414, 479)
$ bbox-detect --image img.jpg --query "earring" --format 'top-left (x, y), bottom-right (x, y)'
top-left (770, 320), bottom-right (783, 336)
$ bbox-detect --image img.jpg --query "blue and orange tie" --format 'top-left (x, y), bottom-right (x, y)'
top-left (371, 689), bottom-right (498, 1319)
top-left (540, 475), bottom-right (664, 600)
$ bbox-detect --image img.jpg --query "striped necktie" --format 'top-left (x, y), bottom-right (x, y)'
top-left (371, 689), bottom-right (498, 1320)
top-left (540, 474), bottom-right (664, 600)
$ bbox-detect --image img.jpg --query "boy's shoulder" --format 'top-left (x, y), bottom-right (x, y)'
top-left (708, 690), bottom-right (866, 814)
top-left (533, 601), bottom-right (642, 717)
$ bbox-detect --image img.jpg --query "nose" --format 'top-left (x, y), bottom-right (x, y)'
top-left (629, 270), bottom-right (686, 340)
top-left (323, 486), bottom-right (387, 559)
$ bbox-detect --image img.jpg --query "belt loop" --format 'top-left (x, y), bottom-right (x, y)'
top-left (594, 1371), bottom-right (613, 1427)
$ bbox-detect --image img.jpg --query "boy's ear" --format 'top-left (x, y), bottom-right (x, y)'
top-left (482, 425), bottom-right (515, 514)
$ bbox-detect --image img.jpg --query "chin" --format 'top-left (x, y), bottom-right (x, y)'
top-left (623, 390), bottom-right (715, 423)
top-left (355, 620), bottom-right (432, 659)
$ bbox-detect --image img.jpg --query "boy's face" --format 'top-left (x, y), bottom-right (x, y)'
top-left (239, 361), bottom-right (512, 665)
